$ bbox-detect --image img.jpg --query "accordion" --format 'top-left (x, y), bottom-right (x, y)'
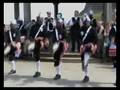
top-left (109, 43), bottom-right (116, 57)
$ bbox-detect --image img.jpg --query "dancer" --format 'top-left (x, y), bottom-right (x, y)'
top-left (8, 21), bottom-right (22, 74)
top-left (52, 13), bottom-right (68, 80)
top-left (80, 16), bottom-right (98, 82)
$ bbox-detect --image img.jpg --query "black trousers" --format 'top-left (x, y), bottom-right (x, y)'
top-left (71, 36), bottom-right (80, 52)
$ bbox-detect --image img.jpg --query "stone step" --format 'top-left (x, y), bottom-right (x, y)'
top-left (39, 52), bottom-right (81, 57)
top-left (4, 56), bottom-right (110, 63)
top-left (23, 52), bottom-right (99, 63)
top-left (40, 52), bottom-right (80, 55)
top-left (40, 57), bottom-right (81, 60)
top-left (4, 51), bottom-right (110, 63)
top-left (24, 56), bottom-right (101, 63)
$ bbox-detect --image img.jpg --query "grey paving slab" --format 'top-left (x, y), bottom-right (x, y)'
top-left (4, 59), bottom-right (116, 87)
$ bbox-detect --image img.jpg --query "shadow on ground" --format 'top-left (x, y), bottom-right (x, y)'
top-left (4, 73), bottom-right (114, 87)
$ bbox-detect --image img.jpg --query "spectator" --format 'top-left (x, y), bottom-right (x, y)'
top-left (103, 22), bottom-right (111, 59)
top-left (67, 10), bottom-right (82, 52)
top-left (96, 21), bottom-right (104, 59)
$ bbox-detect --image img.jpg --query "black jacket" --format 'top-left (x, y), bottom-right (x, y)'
top-left (80, 25), bottom-right (98, 45)
top-left (7, 24), bottom-right (20, 43)
top-left (52, 18), bottom-right (66, 43)
top-left (70, 17), bottom-right (81, 38)
top-left (30, 22), bottom-right (43, 39)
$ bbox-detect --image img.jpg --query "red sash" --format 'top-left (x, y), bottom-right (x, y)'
top-left (80, 43), bottom-right (97, 55)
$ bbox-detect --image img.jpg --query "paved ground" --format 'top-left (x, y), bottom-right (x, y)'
top-left (4, 59), bottom-right (116, 87)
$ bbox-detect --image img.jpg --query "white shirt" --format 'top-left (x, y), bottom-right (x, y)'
top-left (67, 17), bottom-right (82, 26)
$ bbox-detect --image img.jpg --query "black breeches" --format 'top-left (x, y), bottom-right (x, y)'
top-left (54, 51), bottom-right (61, 67)
top-left (34, 40), bottom-right (41, 61)
top-left (9, 45), bottom-right (17, 61)
top-left (54, 42), bottom-right (64, 67)
top-left (81, 53), bottom-right (84, 70)
top-left (43, 31), bottom-right (52, 39)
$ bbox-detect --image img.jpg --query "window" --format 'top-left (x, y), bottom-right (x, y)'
top-left (19, 3), bottom-right (24, 21)
top-left (4, 3), bottom-right (14, 25)
top-left (58, 3), bottom-right (86, 23)
top-left (31, 3), bottom-right (54, 20)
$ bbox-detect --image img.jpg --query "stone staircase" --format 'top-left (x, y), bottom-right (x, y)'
top-left (4, 44), bottom-right (105, 63)
top-left (25, 51), bottom-right (102, 63)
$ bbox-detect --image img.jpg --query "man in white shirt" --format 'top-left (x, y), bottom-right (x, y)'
top-left (67, 10), bottom-right (82, 52)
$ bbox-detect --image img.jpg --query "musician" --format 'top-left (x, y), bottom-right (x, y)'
top-left (67, 10), bottom-right (82, 52)
top-left (52, 13), bottom-right (68, 80)
top-left (8, 21), bottom-right (21, 74)
top-left (80, 18), bottom-right (98, 82)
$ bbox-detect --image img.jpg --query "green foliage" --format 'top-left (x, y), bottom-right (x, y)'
top-left (94, 12), bottom-right (103, 21)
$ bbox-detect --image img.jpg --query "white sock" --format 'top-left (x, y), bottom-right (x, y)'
top-left (55, 61), bottom-right (62, 75)
top-left (84, 53), bottom-right (90, 67)
top-left (83, 53), bottom-right (90, 77)
top-left (11, 60), bottom-right (16, 70)
top-left (84, 69), bottom-right (88, 77)
top-left (36, 60), bottom-right (41, 72)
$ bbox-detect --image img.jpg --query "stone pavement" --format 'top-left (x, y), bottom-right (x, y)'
top-left (4, 59), bottom-right (116, 87)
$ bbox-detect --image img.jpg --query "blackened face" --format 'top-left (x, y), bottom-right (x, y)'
top-left (36, 16), bottom-right (43, 24)
top-left (89, 15), bottom-right (93, 20)
top-left (36, 16), bottom-right (41, 22)
top-left (83, 21), bottom-right (90, 27)
top-left (47, 13), bottom-right (51, 17)
top-left (74, 11), bottom-right (79, 17)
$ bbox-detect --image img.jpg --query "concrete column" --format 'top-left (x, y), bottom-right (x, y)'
top-left (14, 3), bottom-right (19, 20)
top-left (54, 3), bottom-right (58, 19)
top-left (103, 3), bottom-right (113, 23)
top-left (24, 3), bottom-right (31, 24)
